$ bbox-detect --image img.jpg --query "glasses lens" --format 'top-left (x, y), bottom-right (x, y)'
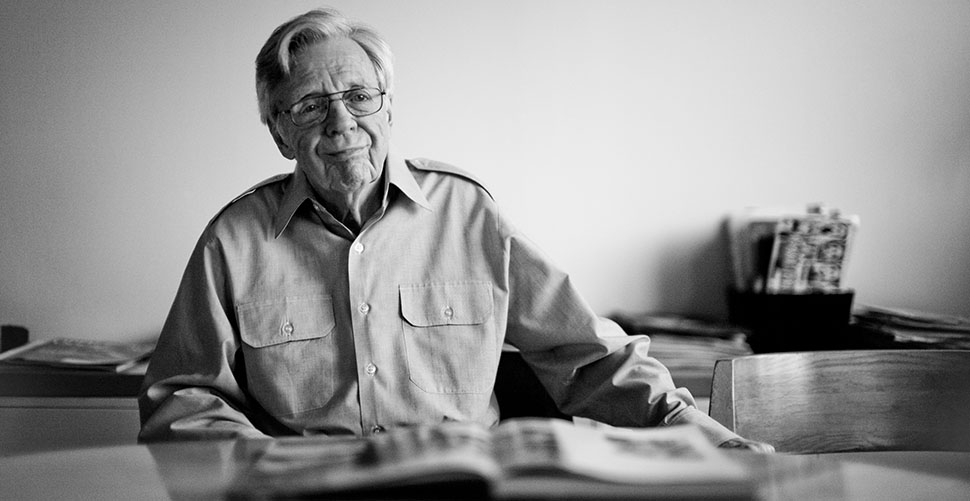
top-left (343, 88), bottom-right (382, 116)
top-left (290, 97), bottom-right (326, 126)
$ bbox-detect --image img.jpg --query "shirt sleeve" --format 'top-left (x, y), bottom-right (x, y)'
top-left (502, 230), bottom-right (740, 446)
top-left (137, 233), bottom-right (272, 442)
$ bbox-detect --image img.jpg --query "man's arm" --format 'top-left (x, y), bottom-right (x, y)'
top-left (138, 235), bottom-right (269, 442)
top-left (502, 231), bottom-right (768, 450)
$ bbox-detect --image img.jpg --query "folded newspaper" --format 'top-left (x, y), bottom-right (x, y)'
top-left (0, 337), bottom-right (155, 372)
top-left (228, 418), bottom-right (753, 500)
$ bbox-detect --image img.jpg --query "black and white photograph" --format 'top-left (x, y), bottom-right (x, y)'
top-left (1, 1), bottom-right (969, 499)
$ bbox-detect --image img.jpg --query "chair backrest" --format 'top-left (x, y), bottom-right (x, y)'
top-left (709, 350), bottom-right (970, 453)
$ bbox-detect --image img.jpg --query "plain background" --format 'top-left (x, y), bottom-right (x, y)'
top-left (1, 0), bottom-right (968, 343)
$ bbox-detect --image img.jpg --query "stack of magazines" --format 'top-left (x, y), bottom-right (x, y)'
top-left (0, 337), bottom-right (155, 373)
top-left (609, 312), bottom-right (752, 395)
top-left (852, 305), bottom-right (970, 349)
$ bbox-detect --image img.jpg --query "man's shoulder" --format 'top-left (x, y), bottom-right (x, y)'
top-left (406, 157), bottom-right (494, 200)
top-left (208, 173), bottom-right (291, 227)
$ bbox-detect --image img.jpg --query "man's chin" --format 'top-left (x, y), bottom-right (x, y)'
top-left (302, 157), bottom-right (380, 194)
top-left (333, 161), bottom-right (378, 191)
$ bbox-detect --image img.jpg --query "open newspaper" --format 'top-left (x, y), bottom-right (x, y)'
top-left (229, 418), bottom-right (753, 499)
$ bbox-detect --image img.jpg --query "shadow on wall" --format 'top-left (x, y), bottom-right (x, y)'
top-left (651, 225), bottom-right (734, 320)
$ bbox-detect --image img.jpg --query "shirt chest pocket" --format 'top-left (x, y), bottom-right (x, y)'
top-left (399, 281), bottom-right (497, 394)
top-left (237, 294), bottom-right (336, 417)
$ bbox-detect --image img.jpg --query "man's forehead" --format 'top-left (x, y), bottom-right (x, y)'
top-left (284, 38), bottom-right (377, 91)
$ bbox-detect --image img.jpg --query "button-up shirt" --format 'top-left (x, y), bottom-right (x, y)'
top-left (138, 154), bottom-right (739, 445)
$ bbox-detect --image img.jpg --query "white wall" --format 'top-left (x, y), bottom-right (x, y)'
top-left (1, 0), bottom-right (968, 343)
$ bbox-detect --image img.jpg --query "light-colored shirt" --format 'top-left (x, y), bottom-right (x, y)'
top-left (138, 154), bottom-right (739, 445)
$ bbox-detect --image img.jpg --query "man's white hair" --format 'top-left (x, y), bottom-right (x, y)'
top-left (255, 8), bottom-right (394, 126)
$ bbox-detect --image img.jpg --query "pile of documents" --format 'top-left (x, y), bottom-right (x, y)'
top-left (0, 337), bottom-right (155, 372)
top-left (610, 312), bottom-right (752, 392)
top-left (852, 305), bottom-right (970, 349)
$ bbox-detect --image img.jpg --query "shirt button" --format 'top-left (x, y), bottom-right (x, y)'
top-left (372, 425), bottom-right (385, 434)
top-left (365, 363), bottom-right (377, 375)
top-left (353, 242), bottom-right (365, 254)
top-left (358, 303), bottom-right (371, 315)
top-left (443, 306), bottom-right (454, 319)
top-left (281, 321), bottom-right (294, 336)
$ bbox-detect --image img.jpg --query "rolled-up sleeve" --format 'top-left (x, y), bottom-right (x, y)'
top-left (138, 234), bottom-right (270, 442)
top-left (503, 231), bottom-right (740, 446)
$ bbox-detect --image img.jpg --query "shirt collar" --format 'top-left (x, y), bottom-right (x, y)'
top-left (386, 152), bottom-right (432, 211)
top-left (273, 152), bottom-right (432, 238)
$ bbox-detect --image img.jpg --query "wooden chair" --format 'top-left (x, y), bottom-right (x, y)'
top-left (709, 350), bottom-right (970, 453)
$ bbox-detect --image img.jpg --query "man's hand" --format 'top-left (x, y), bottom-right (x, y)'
top-left (718, 437), bottom-right (775, 453)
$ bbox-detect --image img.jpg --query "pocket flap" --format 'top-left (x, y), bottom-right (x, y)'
top-left (400, 282), bottom-right (493, 327)
top-left (237, 294), bottom-right (335, 348)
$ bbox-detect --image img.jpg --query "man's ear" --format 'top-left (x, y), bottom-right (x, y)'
top-left (270, 121), bottom-right (296, 160)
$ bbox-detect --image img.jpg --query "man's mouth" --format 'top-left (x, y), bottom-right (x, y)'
top-left (324, 147), bottom-right (367, 160)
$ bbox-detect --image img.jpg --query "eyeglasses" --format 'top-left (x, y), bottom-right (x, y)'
top-left (278, 87), bottom-right (385, 127)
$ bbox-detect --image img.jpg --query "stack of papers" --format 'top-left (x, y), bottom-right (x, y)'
top-left (0, 337), bottom-right (155, 372)
top-left (642, 334), bottom-right (752, 375)
top-left (852, 305), bottom-right (970, 349)
top-left (610, 312), bottom-right (752, 390)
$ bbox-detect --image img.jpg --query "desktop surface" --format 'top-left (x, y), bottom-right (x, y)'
top-left (2, 438), bottom-right (968, 500)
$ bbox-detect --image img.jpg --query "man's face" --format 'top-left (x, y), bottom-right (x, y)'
top-left (271, 37), bottom-right (391, 198)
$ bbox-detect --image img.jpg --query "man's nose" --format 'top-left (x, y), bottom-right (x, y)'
top-left (323, 100), bottom-right (356, 136)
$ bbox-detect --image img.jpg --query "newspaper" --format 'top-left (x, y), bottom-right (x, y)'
top-left (229, 418), bottom-right (752, 499)
top-left (765, 212), bottom-right (858, 293)
top-left (727, 205), bottom-right (859, 294)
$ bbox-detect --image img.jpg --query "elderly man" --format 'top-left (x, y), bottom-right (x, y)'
top-left (138, 8), bottom-right (771, 452)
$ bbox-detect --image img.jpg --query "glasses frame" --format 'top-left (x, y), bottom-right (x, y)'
top-left (278, 87), bottom-right (386, 128)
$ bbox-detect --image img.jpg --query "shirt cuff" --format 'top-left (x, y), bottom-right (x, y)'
top-left (663, 405), bottom-right (741, 446)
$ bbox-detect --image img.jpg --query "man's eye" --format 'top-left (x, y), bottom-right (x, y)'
top-left (348, 91), bottom-right (372, 102)
top-left (296, 102), bottom-right (321, 115)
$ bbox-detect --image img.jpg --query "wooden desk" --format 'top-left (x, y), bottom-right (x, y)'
top-left (1, 440), bottom-right (967, 500)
